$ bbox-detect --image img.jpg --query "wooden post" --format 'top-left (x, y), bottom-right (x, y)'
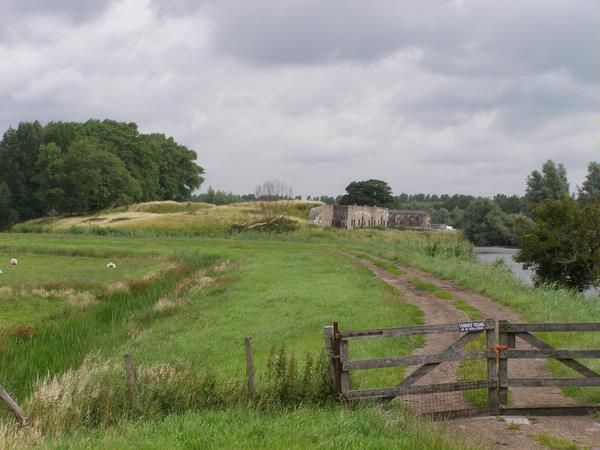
top-left (323, 326), bottom-right (336, 382)
top-left (498, 320), bottom-right (509, 406)
top-left (124, 354), bottom-right (135, 408)
top-left (244, 337), bottom-right (256, 397)
top-left (0, 385), bottom-right (27, 426)
top-left (340, 338), bottom-right (350, 395)
top-left (485, 319), bottom-right (499, 414)
top-left (332, 322), bottom-right (342, 396)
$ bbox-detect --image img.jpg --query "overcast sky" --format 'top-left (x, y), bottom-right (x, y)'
top-left (1, 0), bottom-right (598, 197)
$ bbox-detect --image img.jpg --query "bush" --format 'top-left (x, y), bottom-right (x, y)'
top-left (259, 346), bottom-right (335, 406)
top-left (516, 198), bottom-right (600, 291)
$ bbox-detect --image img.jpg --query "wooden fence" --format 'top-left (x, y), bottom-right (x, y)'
top-left (324, 320), bottom-right (600, 417)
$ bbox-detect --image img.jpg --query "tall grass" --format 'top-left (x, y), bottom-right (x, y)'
top-left (0, 254), bottom-right (218, 401)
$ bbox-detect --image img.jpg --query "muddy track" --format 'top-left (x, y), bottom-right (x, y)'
top-left (350, 254), bottom-right (600, 450)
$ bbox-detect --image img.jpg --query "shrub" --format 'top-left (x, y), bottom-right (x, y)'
top-left (259, 346), bottom-right (335, 406)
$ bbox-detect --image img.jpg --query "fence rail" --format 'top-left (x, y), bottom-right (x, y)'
top-left (325, 319), bottom-right (600, 418)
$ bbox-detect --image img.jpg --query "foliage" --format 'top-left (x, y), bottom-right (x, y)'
top-left (0, 182), bottom-right (17, 230)
top-left (260, 346), bottom-right (335, 406)
top-left (340, 179), bottom-right (393, 206)
top-left (0, 120), bottom-right (204, 228)
top-left (462, 198), bottom-right (527, 246)
top-left (578, 161), bottom-right (600, 204)
top-left (193, 186), bottom-right (256, 205)
top-left (515, 197), bottom-right (600, 291)
top-left (525, 160), bottom-right (569, 210)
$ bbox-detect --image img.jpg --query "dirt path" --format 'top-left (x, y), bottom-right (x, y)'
top-left (352, 255), bottom-right (600, 449)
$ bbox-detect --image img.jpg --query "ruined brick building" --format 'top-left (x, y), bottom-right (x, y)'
top-left (308, 205), bottom-right (431, 230)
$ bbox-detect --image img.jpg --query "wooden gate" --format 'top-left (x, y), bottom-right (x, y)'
top-left (324, 320), bottom-right (600, 417)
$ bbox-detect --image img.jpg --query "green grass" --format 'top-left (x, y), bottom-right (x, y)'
top-left (0, 252), bottom-right (165, 287)
top-left (0, 294), bottom-right (67, 327)
top-left (453, 299), bottom-right (484, 320)
top-left (3, 221), bottom-right (598, 447)
top-left (456, 334), bottom-right (488, 407)
top-left (0, 255), bottom-right (214, 402)
top-left (354, 253), bottom-right (406, 276)
top-left (107, 246), bottom-right (423, 390)
top-left (41, 406), bottom-right (476, 450)
top-left (409, 277), bottom-right (453, 300)
top-left (536, 433), bottom-right (579, 450)
top-left (0, 231), bottom-right (457, 448)
top-left (0, 233), bottom-right (425, 415)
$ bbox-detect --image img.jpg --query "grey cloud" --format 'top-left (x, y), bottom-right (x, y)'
top-left (392, 72), bottom-right (599, 131)
top-left (4, 0), bottom-right (112, 23)
top-left (203, 0), bottom-right (599, 84)
top-left (207, 0), bottom-right (411, 64)
top-left (150, 0), bottom-right (206, 17)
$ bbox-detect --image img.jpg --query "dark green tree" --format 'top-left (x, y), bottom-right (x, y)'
top-left (525, 160), bottom-right (569, 210)
top-left (463, 198), bottom-right (520, 246)
top-left (494, 194), bottom-right (526, 214)
top-left (0, 182), bottom-right (17, 230)
top-left (0, 120), bottom-right (205, 219)
top-left (578, 161), bottom-right (600, 204)
top-left (62, 139), bottom-right (141, 213)
top-left (340, 179), bottom-right (393, 206)
top-left (33, 143), bottom-right (66, 213)
top-left (0, 121), bottom-right (45, 220)
top-left (141, 133), bottom-right (204, 201)
top-left (515, 197), bottom-right (600, 291)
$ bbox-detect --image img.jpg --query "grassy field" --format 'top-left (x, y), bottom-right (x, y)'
top-left (2, 200), bottom-right (600, 448)
top-left (0, 228), bottom-right (476, 449)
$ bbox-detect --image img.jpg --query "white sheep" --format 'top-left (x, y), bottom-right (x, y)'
top-left (107, 262), bottom-right (117, 269)
top-left (9, 258), bottom-right (17, 266)
top-left (0, 269), bottom-right (3, 274)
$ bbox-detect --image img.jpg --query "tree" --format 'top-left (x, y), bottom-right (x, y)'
top-left (494, 194), bottom-right (526, 214)
top-left (255, 179), bottom-right (294, 220)
top-left (33, 143), bottom-right (66, 213)
top-left (525, 160), bottom-right (569, 210)
top-left (463, 198), bottom-right (521, 246)
top-left (0, 182), bottom-right (17, 230)
top-left (340, 179), bottom-right (393, 206)
top-left (515, 197), bottom-right (600, 291)
top-left (141, 133), bottom-right (204, 201)
top-left (62, 139), bottom-right (141, 213)
top-left (578, 161), bottom-right (600, 204)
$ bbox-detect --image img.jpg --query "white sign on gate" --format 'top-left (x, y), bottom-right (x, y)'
top-left (458, 321), bottom-right (486, 332)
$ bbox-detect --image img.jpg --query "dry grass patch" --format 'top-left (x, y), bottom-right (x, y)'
top-left (154, 269), bottom-right (216, 312)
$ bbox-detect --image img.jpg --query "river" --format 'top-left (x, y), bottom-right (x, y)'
top-left (474, 247), bottom-right (533, 285)
top-left (474, 246), bottom-right (599, 297)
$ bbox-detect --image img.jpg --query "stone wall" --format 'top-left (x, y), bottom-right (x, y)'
top-left (308, 204), bottom-right (334, 226)
top-left (309, 205), bottom-right (390, 229)
top-left (388, 210), bottom-right (431, 229)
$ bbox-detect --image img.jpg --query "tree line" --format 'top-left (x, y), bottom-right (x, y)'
top-left (0, 120), bottom-right (204, 229)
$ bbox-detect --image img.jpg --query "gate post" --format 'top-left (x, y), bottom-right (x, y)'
top-left (332, 322), bottom-right (342, 396)
top-left (498, 320), bottom-right (511, 406)
top-left (323, 325), bottom-right (336, 384)
top-left (485, 319), bottom-right (499, 414)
